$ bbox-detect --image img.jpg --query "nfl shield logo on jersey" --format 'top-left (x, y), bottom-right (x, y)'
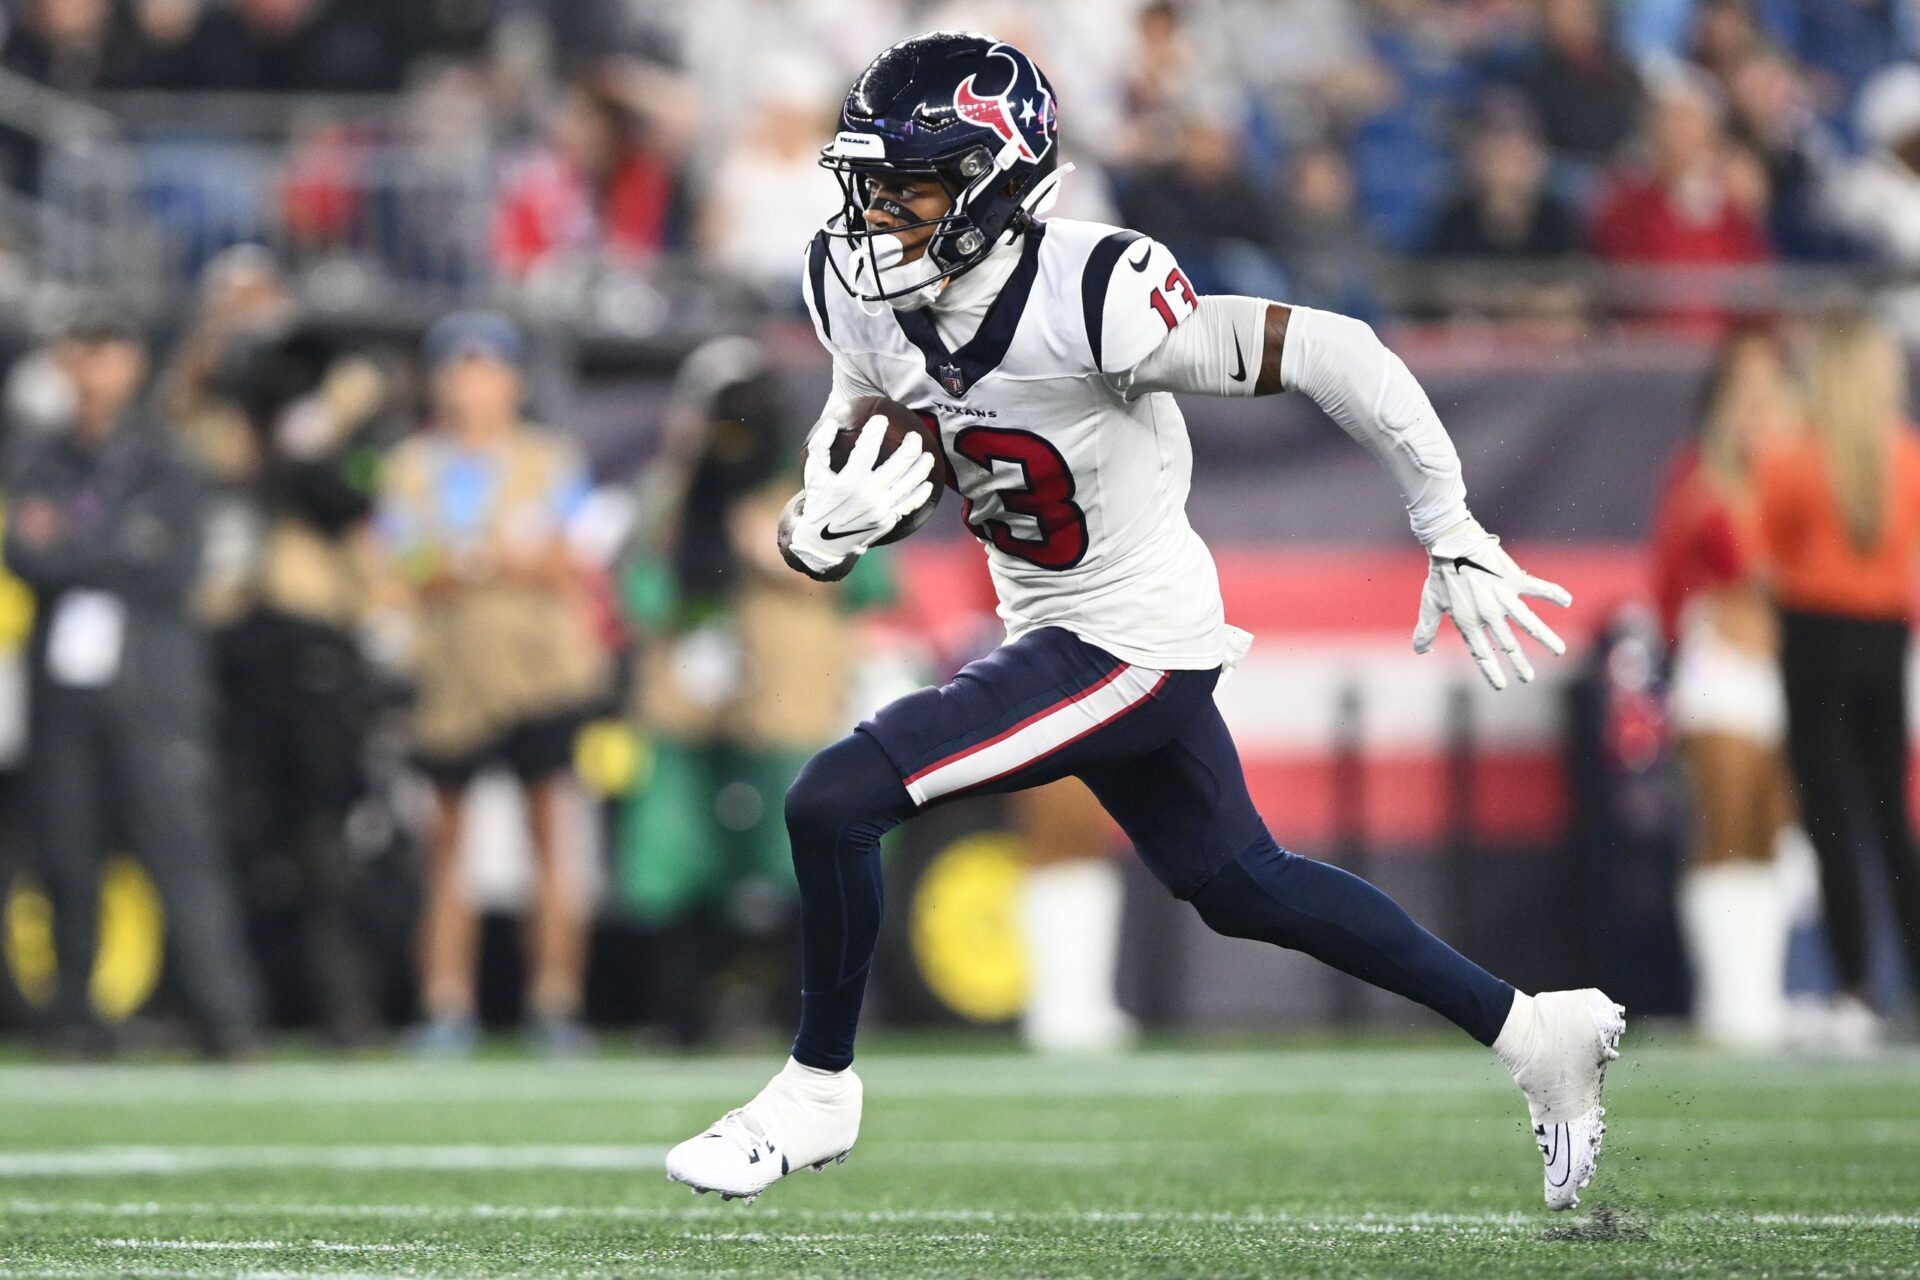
top-left (939, 362), bottom-right (965, 395)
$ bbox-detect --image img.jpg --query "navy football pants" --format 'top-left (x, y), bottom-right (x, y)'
top-left (786, 627), bottom-right (1513, 1070)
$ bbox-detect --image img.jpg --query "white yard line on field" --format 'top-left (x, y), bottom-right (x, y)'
top-left (0, 1145), bottom-right (669, 1176)
top-left (5, 1112), bottom-right (1920, 1180)
top-left (93, 1241), bottom-right (432, 1254)
top-left (2, 1046), bottom-right (1912, 1109)
top-left (8, 1198), bottom-right (1920, 1231)
top-left (0, 1061), bottom-right (1498, 1107)
top-left (0, 1139), bottom-right (1206, 1178)
top-left (0, 1271), bottom-right (421, 1280)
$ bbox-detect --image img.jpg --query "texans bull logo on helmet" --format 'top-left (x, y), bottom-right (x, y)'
top-left (952, 43), bottom-right (1056, 164)
top-left (816, 31), bottom-right (1064, 305)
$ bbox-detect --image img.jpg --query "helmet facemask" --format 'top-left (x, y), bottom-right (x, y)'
top-left (820, 137), bottom-right (1058, 310)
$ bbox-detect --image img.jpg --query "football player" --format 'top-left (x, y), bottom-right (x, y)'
top-left (668, 32), bottom-right (1624, 1211)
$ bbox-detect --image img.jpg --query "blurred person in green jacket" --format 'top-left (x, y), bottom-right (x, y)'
top-left (617, 338), bottom-right (892, 1045)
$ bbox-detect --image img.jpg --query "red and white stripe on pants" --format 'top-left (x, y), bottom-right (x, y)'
top-left (901, 663), bottom-right (1169, 806)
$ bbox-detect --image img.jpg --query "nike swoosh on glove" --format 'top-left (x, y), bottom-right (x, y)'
top-left (784, 415), bottom-right (936, 576)
top-left (1412, 518), bottom-right (1573, 691)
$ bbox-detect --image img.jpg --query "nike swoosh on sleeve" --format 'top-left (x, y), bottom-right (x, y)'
top-left (1126, 242), bottom-right (1153, 271)
top-left (1229, 330), bottom-right (1246, 382)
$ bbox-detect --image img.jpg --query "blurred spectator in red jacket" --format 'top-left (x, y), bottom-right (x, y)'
top-left (1592, 72), bottom-right (1773, 330)
top-left (279, 118), bottom-right (366, 253)
top-left (493, 72), bottom-right (680, 279)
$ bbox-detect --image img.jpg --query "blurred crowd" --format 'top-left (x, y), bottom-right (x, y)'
top-left (0, 0), bottom-right (1918, 328)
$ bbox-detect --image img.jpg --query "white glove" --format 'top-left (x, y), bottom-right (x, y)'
top-left (1412, 518), bottom-right (1572, 691)
top-left (784, 415), bottom-right (935, 575)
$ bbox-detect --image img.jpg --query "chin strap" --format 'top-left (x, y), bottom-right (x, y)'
top-left (1019, 161), bottom-right (1073, 218)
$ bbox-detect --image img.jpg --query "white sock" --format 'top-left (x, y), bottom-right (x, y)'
top-left (1022, 857), bottom-right (1130, 1049)
top-left (779, 1056), bottom-right (854, 1096)
top-left (1492, 989), bottom-right (1539, 1078)
top-left (1680, 862), bottom-right (1788, 1049)
top-left (1774, 825), bottom-right (1823, 926)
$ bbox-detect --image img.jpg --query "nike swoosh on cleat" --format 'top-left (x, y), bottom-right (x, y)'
top-left (1538, 1122), bottom-right (1572, 1188)
top-left (1127, 242), bottom-right (1153, 271)
top-left (820, 522), bottom-right (881, 541)
top-left (1229, 330), bottom-right (1246, 383)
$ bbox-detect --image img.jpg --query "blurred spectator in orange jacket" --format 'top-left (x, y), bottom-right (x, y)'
top-left (1756, 313), bottom-right (1920, 1051)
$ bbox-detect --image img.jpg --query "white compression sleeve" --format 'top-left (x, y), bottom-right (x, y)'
top-left (1277, 305), bottom-right (1469, 545)
top-left (1118, 294), bottom-right (1269, 399)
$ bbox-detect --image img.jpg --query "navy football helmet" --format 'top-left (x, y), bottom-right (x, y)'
top-left (819, 31), bottom-right (1061, 303)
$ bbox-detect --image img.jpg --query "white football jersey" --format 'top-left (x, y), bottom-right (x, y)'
top-left (802, 217), bottom-right (1231, 671)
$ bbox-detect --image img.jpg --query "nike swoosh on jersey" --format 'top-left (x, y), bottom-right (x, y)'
top-left (1126, 242), bottom-right (1153, 271)
top-left (1229, 330), bottom-right (1246, 382)
top-left (820, 522), bottom-right (882, 541)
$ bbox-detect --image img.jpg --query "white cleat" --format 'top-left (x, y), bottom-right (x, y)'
top-left (1499, 988), bottom-right (1626, 1211)
top-left (665, 1057), bottom-right (861, 1203)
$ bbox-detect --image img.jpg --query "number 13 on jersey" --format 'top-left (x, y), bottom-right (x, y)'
top-left (952, 426), bottom-right (1090, 571)
top-left (1148, 267), bottom-right (1198, 331)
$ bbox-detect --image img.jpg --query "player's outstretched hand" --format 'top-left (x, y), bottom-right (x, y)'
top-left (1412, 518), bottom-right (1572, 691)
top-left (785, 415), bottom-right (936, 575)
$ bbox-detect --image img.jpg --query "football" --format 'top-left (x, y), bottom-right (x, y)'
top-left (827, 394), bottom-right (945, 546)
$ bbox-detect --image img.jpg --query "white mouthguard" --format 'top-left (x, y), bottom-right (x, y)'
top-left (855, 233), bottom-right (946, 312)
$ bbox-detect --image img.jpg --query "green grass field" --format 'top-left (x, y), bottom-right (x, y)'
top-left (0, 1032), bottom-right (1916, 1278)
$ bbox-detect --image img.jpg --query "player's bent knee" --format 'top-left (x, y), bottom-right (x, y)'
top-left (782, 766), bottom-right (843, 849)
top-left (1189, 838), bottom-right (1298, 940)
top-left (783, 732), bottom-right (911, 853)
